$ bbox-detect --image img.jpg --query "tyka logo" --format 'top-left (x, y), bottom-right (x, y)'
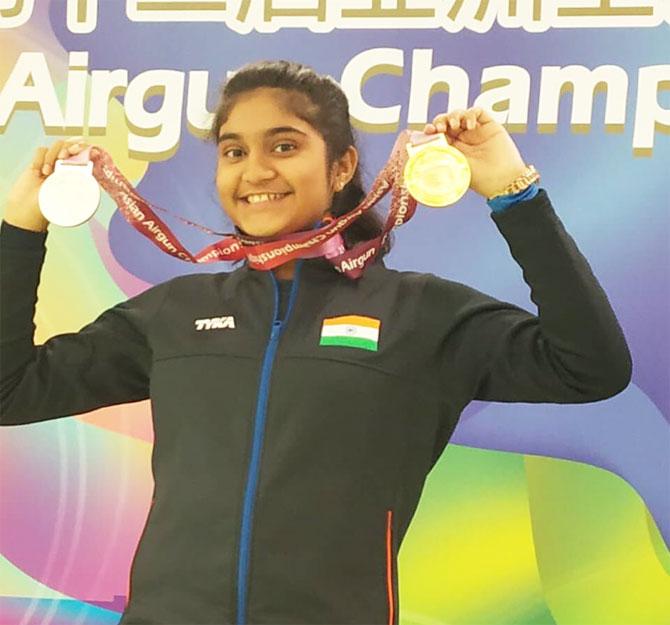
top-left (194, 316), bottom-right (236, 331)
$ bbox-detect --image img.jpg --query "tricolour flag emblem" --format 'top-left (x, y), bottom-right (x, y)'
top-left (319, 315), bottom-right (381, 352)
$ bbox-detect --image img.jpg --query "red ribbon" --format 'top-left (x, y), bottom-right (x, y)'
top-left (86, 129), bottom-right (420, 279)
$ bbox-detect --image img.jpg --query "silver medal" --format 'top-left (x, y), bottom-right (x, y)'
top-left (38, 159), bottom-right (101, 227)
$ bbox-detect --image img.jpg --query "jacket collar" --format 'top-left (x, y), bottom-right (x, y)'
top-left (236, 253), bottom-right (386, 283)
top-left (231, 217), bottom-right (387, 281)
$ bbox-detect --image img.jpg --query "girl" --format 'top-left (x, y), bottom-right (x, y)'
top-left (0, 60), bottom-right (631, 625)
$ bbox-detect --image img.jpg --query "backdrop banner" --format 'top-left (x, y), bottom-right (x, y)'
top-left (0, 2), bottom-right (668, 624)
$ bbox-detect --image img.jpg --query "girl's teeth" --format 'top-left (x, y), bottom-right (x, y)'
top-left (246, 193), bottom-right (287, 204)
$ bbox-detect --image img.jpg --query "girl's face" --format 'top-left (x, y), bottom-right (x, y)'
top-left (215, 87), bottom-right (355, 238)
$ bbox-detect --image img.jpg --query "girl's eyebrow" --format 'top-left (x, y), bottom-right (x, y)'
top-left (217, 126), bottom-right (307, 144)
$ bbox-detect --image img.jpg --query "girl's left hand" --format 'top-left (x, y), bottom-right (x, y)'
top-left (423, 107), bottom-right (528, 199)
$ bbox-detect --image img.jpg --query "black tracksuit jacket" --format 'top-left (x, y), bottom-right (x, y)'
top-left (0, 188), bottom-right (632, 625)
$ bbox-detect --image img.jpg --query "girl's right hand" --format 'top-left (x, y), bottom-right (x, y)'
top-left (3, 137), bottom-right (90, 233)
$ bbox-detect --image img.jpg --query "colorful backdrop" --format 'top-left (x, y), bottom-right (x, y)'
top-left (1, 1), bottom-right (669, 624)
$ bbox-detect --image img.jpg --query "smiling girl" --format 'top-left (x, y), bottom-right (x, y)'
top-left (1, 60), bottom-right (631, 625)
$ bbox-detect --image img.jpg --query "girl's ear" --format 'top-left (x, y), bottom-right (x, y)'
top-left (330, 145), bottom-right (358, 192)
top-left (328, 164), bottom-right (344, 193)
top-left (339, 145), bottom-right (359, 187)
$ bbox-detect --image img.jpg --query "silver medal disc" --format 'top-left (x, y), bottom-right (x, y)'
top-left (38, 160), bottom-right (101, 227)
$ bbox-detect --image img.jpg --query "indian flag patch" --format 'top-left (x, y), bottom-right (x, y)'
top-left (319, 315), bottom-right (381, 352)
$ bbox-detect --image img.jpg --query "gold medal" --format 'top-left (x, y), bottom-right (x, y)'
top-left (403, 132), bottom-right (471, 207)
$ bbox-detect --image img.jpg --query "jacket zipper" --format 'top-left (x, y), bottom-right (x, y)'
top-left (236, 263), bottom-right (303, 624)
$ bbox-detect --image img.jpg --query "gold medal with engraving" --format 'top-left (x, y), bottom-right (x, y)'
top-left (403, 132), bottom-right (471, 207)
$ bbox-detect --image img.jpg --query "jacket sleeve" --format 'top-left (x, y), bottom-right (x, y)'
top-left (422, 187), bottom-right (633, 406)
top-left (0, 220), bottom-right (170, 426)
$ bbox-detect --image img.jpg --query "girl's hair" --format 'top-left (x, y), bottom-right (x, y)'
top-left (206, 59), bottom-right (393, 256)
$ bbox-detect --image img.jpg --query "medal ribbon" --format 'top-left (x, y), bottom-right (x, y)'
top-left (86, 129), bottom-right (421, 279)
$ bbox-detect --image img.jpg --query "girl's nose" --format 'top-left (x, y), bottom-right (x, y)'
top-left (242, 151), bottom-right (276, 183)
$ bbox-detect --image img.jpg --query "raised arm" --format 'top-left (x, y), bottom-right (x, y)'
top-left (0, 219), bottom-right (170, 425)
top-left (0, 136), bottom-right (175, 426)
top-left (423, 188), bottom-right (632, 406)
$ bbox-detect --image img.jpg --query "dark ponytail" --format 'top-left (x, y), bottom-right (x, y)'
top-left (206, 60), bottom-right (393, 256)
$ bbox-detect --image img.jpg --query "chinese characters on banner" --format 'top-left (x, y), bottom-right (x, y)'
top-left (1, 0), bottom-right (667, 33)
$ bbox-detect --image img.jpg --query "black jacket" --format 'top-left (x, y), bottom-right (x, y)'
top-left (0, 188), bottom-right (632, 625)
